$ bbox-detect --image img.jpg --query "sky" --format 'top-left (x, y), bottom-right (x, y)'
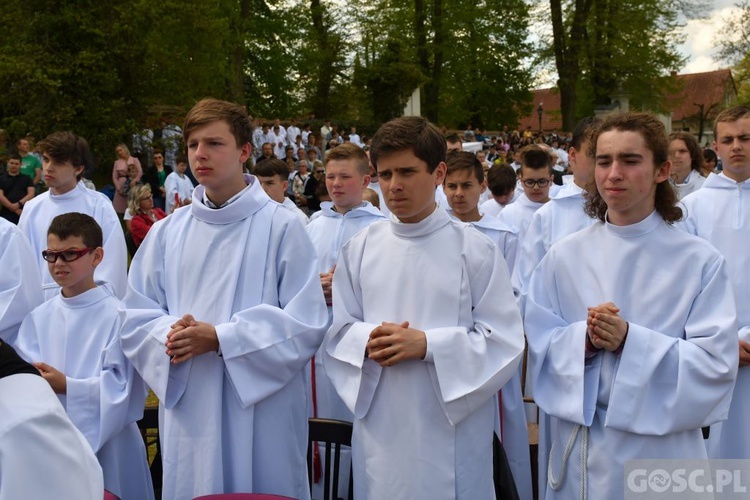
top-left (680, 0), bottom-right (739, 73)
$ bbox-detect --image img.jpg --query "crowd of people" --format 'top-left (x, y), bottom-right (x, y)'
top-left (0, 99), bottom-right (747, 500)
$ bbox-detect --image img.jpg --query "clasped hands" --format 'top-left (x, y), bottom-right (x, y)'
top-left (366, 321), bottom-right (427, 367)
top-left (586, 302), bottom-right (628, 352)
top-left (166, 314), bottom-right (219, 364)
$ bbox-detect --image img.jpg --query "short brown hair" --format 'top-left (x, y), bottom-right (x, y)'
top-left (585, 112), bottom-right (682, 224)
top-left (38, 131), bottom-right (91, 180)
top-left (519, 144), bottom-right (553, 175)
top-left (713, 106), bottom-right (750, 139)
top-left (324, 143), bottom-right (369, 175)
top-left (487, 164), bottom-right (517, 196)
top-left (370, 116), bottom-right (445, 173)
top-left (48, 212), bottom-right (103, 248)
top-left (183, 98), bottom-right (252, 147)
top-left (445, 151), bottom-right (484, 184)
top-left (252, 158), bottom-right (289, 180)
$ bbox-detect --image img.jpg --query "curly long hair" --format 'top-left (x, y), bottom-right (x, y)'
top-left (584, 113), bottom-right (682, 224)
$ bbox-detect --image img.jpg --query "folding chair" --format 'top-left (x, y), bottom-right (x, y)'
top-left (307, 418), bottom-right (353, 500)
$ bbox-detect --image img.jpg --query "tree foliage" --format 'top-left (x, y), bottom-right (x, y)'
top-left (542, 0), bottom-right (704, 130)
top-left (716, 0), bottom-right (750, 105)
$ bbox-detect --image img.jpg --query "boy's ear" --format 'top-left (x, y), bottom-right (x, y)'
top-left (240, 143), bottom-right (252, 163)
top-left (360, 173), bottom-right (371, 189)
top-left (91, 247), bottom-right (104, 268)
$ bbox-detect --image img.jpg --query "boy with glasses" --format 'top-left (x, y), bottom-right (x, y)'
top-left (15, 212), bottom-right (153, 500)
top-left (497, 144), bottom-right (554, 244)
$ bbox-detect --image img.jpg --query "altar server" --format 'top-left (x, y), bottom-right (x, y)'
top-left (306, 142), bottom-right (385, 499)
top-left (324, 116), bottom-right (524, 500)
top-left (681, 105), bottom-right (750, 459)
top-left (119, 98), bottom-right (328, 500)
top-left (18, 131), bottom-right (127, 299)
top-left (443, 150), bottom-right (530, 499)
top-left (525, 112), bottom-right (738, 499)
top-left (15, 213), bottom-right (153, 500)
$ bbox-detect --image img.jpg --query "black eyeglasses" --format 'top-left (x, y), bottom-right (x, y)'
top-left (522, 178), bottom-right (551, 188)
top-left (42, 247), bottom-right (95, 263)
top-left (315, 170), bottom-right (325, 174)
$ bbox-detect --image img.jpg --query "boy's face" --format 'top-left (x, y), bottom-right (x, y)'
top-left (6, 159), bottom-right (21, 175)
top-left (176, 161), bottom-right (188, 174)
top-left (668, 139), bottom-right (692, 181)
top-left (325, 159), bottom-right (370, 212)
top-left (377, 149), bottom-right (446, 223)
top-left (153, 153), bottom-right (164, 167)
top-left (256, 174), bottom-right (288, 203)
top-left (519, 164), bottom-right (553, 203)
top-left (714, 117), bottom-right (750, 183)
top-left (594, 129), bottom-right (669, 226)
top-left (569, 138), bottom-right (594, 188)
top-left (42, 154), bottom-right (83, 195)
top-left (444, 168), bottom-right (485, 220)
top-left (17, 139), bottom-right (30, 154)
top-left (186, 120), bottom-right (250, 200)
top-left (45, 233), bottom-right (102, 298)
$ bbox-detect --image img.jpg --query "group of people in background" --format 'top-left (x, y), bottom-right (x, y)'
top-left (0, 99), bottom-right (748, 500)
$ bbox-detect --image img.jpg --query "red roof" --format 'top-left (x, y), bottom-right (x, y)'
top-left (669, 69), bottom-right (735, 122)
top-left (517, 69), bottom-right (735, 132)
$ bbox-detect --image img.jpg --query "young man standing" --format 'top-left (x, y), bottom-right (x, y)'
top-left (305, 143), bottom-right (385, 499)
top-left (17, 138), bottom-right (42, 186)
top-left (681, 105), bottom-right (750, 459)
top-left (443, 151), bottom-right (530, 498)
top-left (323, 116), bottom-right (524, 499)
top-left (525, 113), bottom-right (738, 499)
top-left (479, 163), bottom-right (518, 218)
top-left (18, 132), bottom-right (127, 299)
top-left (120, 99), bottom-right (328, 500)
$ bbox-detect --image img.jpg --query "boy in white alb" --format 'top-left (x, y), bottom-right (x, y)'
top-left (680, 105), bottom-right (750, 459)
top-left (164, 155), bottom-right (194, 214)
top-left (324, 116), bottom-right (524, 499)
top-left (443, 150), bottom-right (530, 499)
top-left (498, 145), bottom-right (554, 244)
top-left (15, 213), bottom-right (153, 500)
top-left (305, 142), bottom-right (385, 499)
top-left (253, 158), bottom-right (309, 226)
top-left (479, 163), bottom-right (519, 217)
top-left (18, 132), bottom-right (127, 299)
top-left (525, 113), bottom-right (738, 499)
top-left (119, 99), bottom-right (328, 500)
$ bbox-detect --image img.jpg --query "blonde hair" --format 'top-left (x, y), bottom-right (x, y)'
top-left (128, 184), bottom-right (152, 216)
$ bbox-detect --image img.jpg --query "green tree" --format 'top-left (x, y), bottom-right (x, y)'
top-left (716, 0), bottom-right (750, 105)
top-left (544, 0), bottom-right (705, 131)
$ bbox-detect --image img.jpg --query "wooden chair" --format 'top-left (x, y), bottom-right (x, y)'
top-left (307, 418), bottom-right (353, 500)
top-left (137, 405), bottom-right (162, 496)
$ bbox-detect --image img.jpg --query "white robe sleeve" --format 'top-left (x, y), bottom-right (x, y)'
top-left (100, 210), bottom-right (129, 299)
top-left (65, 331), bottom-right (148, 452)
top-left (605, 257), bottom-right (738, 434)
top-left (118, 226), bottom-right (187, 409)
top-left (526, 249), bottom-right (739, 434)
top-left (0, 225), bottom-right (42, 346)
top-left (424, 248), bottom-right (525, 425)
top-left (215, 221), bottom-right (329, 407)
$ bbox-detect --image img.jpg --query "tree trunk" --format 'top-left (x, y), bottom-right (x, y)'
top-left (551, 0), bottom-right (593, 131)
